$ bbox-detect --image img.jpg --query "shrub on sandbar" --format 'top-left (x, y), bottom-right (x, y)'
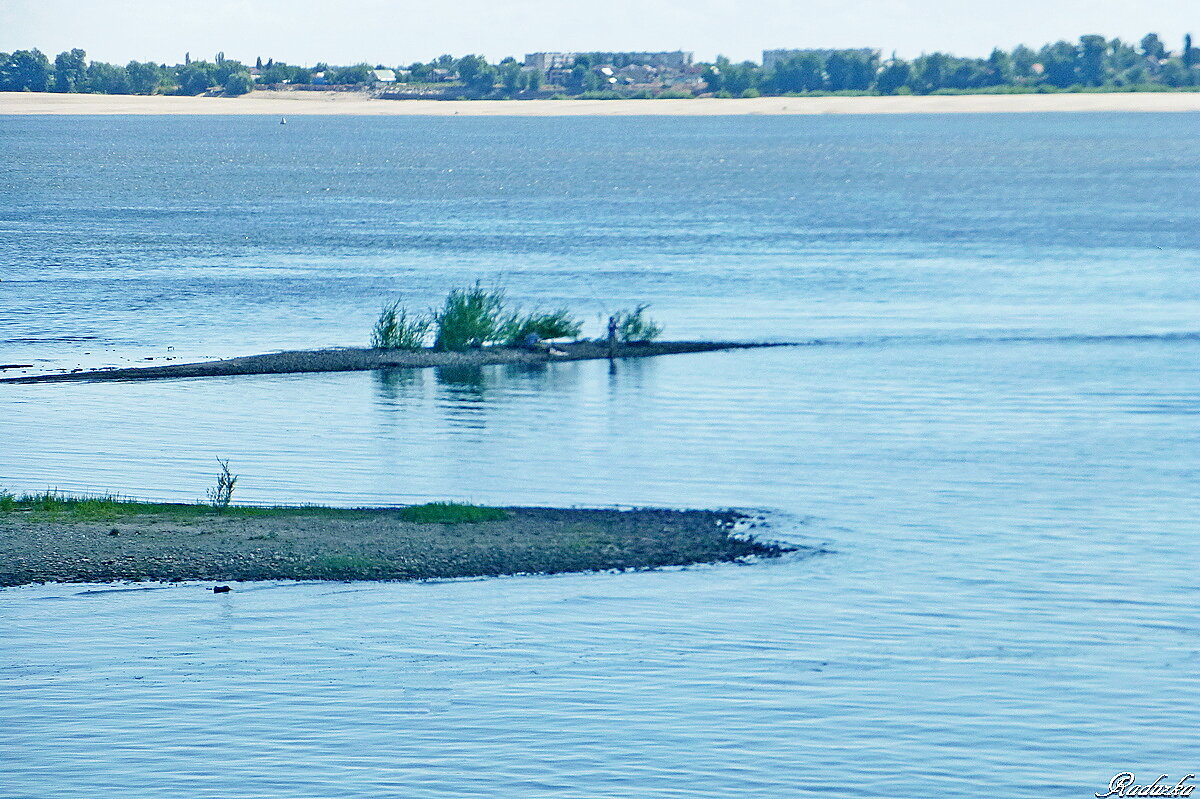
top-left (505, 309), bottom-right (582, 344)
top-left (613, 305), bottom-right (663, 343)
top-left (433, 282), bottom-right (514, 350)
top-left (372, 300), bottom-right (432, 350)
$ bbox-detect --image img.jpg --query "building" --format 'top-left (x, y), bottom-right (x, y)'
top-left (525, 51), bottom-right (694, 74)
top-left (371, 69), bottom-right (397, 83)
top-left (762, 48), bottom-right (878, 71)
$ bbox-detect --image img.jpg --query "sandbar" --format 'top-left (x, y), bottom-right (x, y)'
top-left (1, 340), bottom-right (780, 383)
top-left (0, 502), bottom-right (795, 586)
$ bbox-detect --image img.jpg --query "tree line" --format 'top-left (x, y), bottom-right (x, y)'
top-left (707, 34), bottom-right (1200, 97)
top-left (2, 33), bottom-right (1199, 99)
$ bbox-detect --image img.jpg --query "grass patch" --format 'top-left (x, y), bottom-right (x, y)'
top-left (0, 492), bottom-right (508, 525)
top-left (396, 502), bottom-right (509, 524)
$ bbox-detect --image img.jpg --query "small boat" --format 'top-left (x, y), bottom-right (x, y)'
top-left (280, 117), bottom-right (287, 125)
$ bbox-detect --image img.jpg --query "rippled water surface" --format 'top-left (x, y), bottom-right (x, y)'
top-left (2, 114), bottom-right (1199, 797)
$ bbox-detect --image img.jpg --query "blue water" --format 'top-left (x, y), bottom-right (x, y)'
top-left (1, 114), bottom-right (1198, 798)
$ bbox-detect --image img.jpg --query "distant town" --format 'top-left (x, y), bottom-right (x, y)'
top-left (2, 34), bottom-right (1199, 99)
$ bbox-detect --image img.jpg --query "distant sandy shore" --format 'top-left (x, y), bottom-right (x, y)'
top-left (4, 90), bottom-right (1200, 116)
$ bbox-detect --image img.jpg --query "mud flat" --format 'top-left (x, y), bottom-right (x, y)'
top-left (1, 340), bottom-right (782, 384)
top-left (0, 500), bottom-right (797, 586)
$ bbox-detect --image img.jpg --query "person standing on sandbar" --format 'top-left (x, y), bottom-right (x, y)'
top-left (607, 315), bottom-right (618, 360)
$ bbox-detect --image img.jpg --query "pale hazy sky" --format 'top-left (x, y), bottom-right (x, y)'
top-left (1, 0), bottom-right (1196, 66)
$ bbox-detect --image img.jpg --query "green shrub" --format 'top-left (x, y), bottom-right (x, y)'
top-left (506, 308), bottom-right (582, 344)
top-left (223, 71), bottom-right (254, 96)
top-left (397, 502), bottom-right (508, 524)
top-left (614, 304), bottom-right (663, 343)
top-left (655, 89), bottom-right (694, 99)
top-left (741, 88), bottom-right (761, 98)
top-left (206, 459), bottom-right (237, 512)
top-left (0, 490), bottom-right (14, 512)
top-left (372, 300), bottom-right (432, 349)
top-left (434, 282), bottom-right (515, 350)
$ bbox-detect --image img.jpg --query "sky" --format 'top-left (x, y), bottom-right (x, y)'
top-left (1, 0), bottom-right (1197, 66)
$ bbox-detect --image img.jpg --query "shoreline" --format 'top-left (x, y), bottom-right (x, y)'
top-left (4, 90), bottom-right (1200, 116)
top-left (0, 501), bottom-right (796, 586)
top-left (0, 340), bottom-right (781, 384)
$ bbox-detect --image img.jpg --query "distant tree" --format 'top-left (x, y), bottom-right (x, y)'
top-left (567, 62), bottom-right (589, 93)
top-left (176, 63), bottom-right (217, 95)
top-left (526, 68), bottom-right (542, 92)
top-left (706, 57), bottom-right (759, 95)
top-left (1039, 41), bottom-right (1080, 87)
top-left (499, 60), bottom-right (522, 94)
top-left (126, 61), bottom-right (163, 94)
top-left (940, 57), bottom-right (988, 89)
top-left (0, 49), bottom-right (53, 92)
top-left (223, 70), bottom-right (253, 96)
top-left (54, 49), bottom-right (87, 92)
top-left (261, 62), bottom-right (306, 84)
top-left (1183, 34), bottom-right (1199, 69)
top-left (1140, 33), bottom-right (1167, 60)
top-left (984, 48), bottom-right (1012, 85)
top-left (826, 50), bottom-right (875, 90)
top-left (325, 63), bottom-right (374, 84)
top-left (255, 56), bottom-right (263, 70)
top-left (1158, 59), bottom-right (1190, 87)
top-left (909, 53), bottom-right (950, 93)
top-left (1107, 38), bottom-right (1141, 74)
top-left (86, 61), bottom-right (131, 94)
top-left (770, 53), bottom-right (824, 92)
top-left (1010, 45), bottom-right (1039, 79)
top-left (455, 54), bottom-right (495, 93)
top-left (214, 59), bottom-right (247, 85)
top-left (1078, 35), bottom-right (1108, 85)
top-left (875, 60), bottom-right (910, 94)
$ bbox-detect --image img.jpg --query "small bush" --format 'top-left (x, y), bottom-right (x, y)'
top-left (506, 309), bottom-right (582, 344)
top-left (613, 305), bottom-right (664, 343)
top-left (741, 88), bottom-right (761, 98)
top-left (372, 300), bottom-right (432, 349)
top-left (0, 490), bottom-right (14, 512)
top-left (207, 459), bottom-right (238, 512)
top-left (655, 89), bottom-right (694, 99)
top-left (398, 502), bottom-right (509, 524)
top-left (434, 282), bottom-right (515, 350)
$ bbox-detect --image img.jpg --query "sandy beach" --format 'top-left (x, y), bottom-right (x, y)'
top-left (3, 89), bottom-right (1200, 116)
